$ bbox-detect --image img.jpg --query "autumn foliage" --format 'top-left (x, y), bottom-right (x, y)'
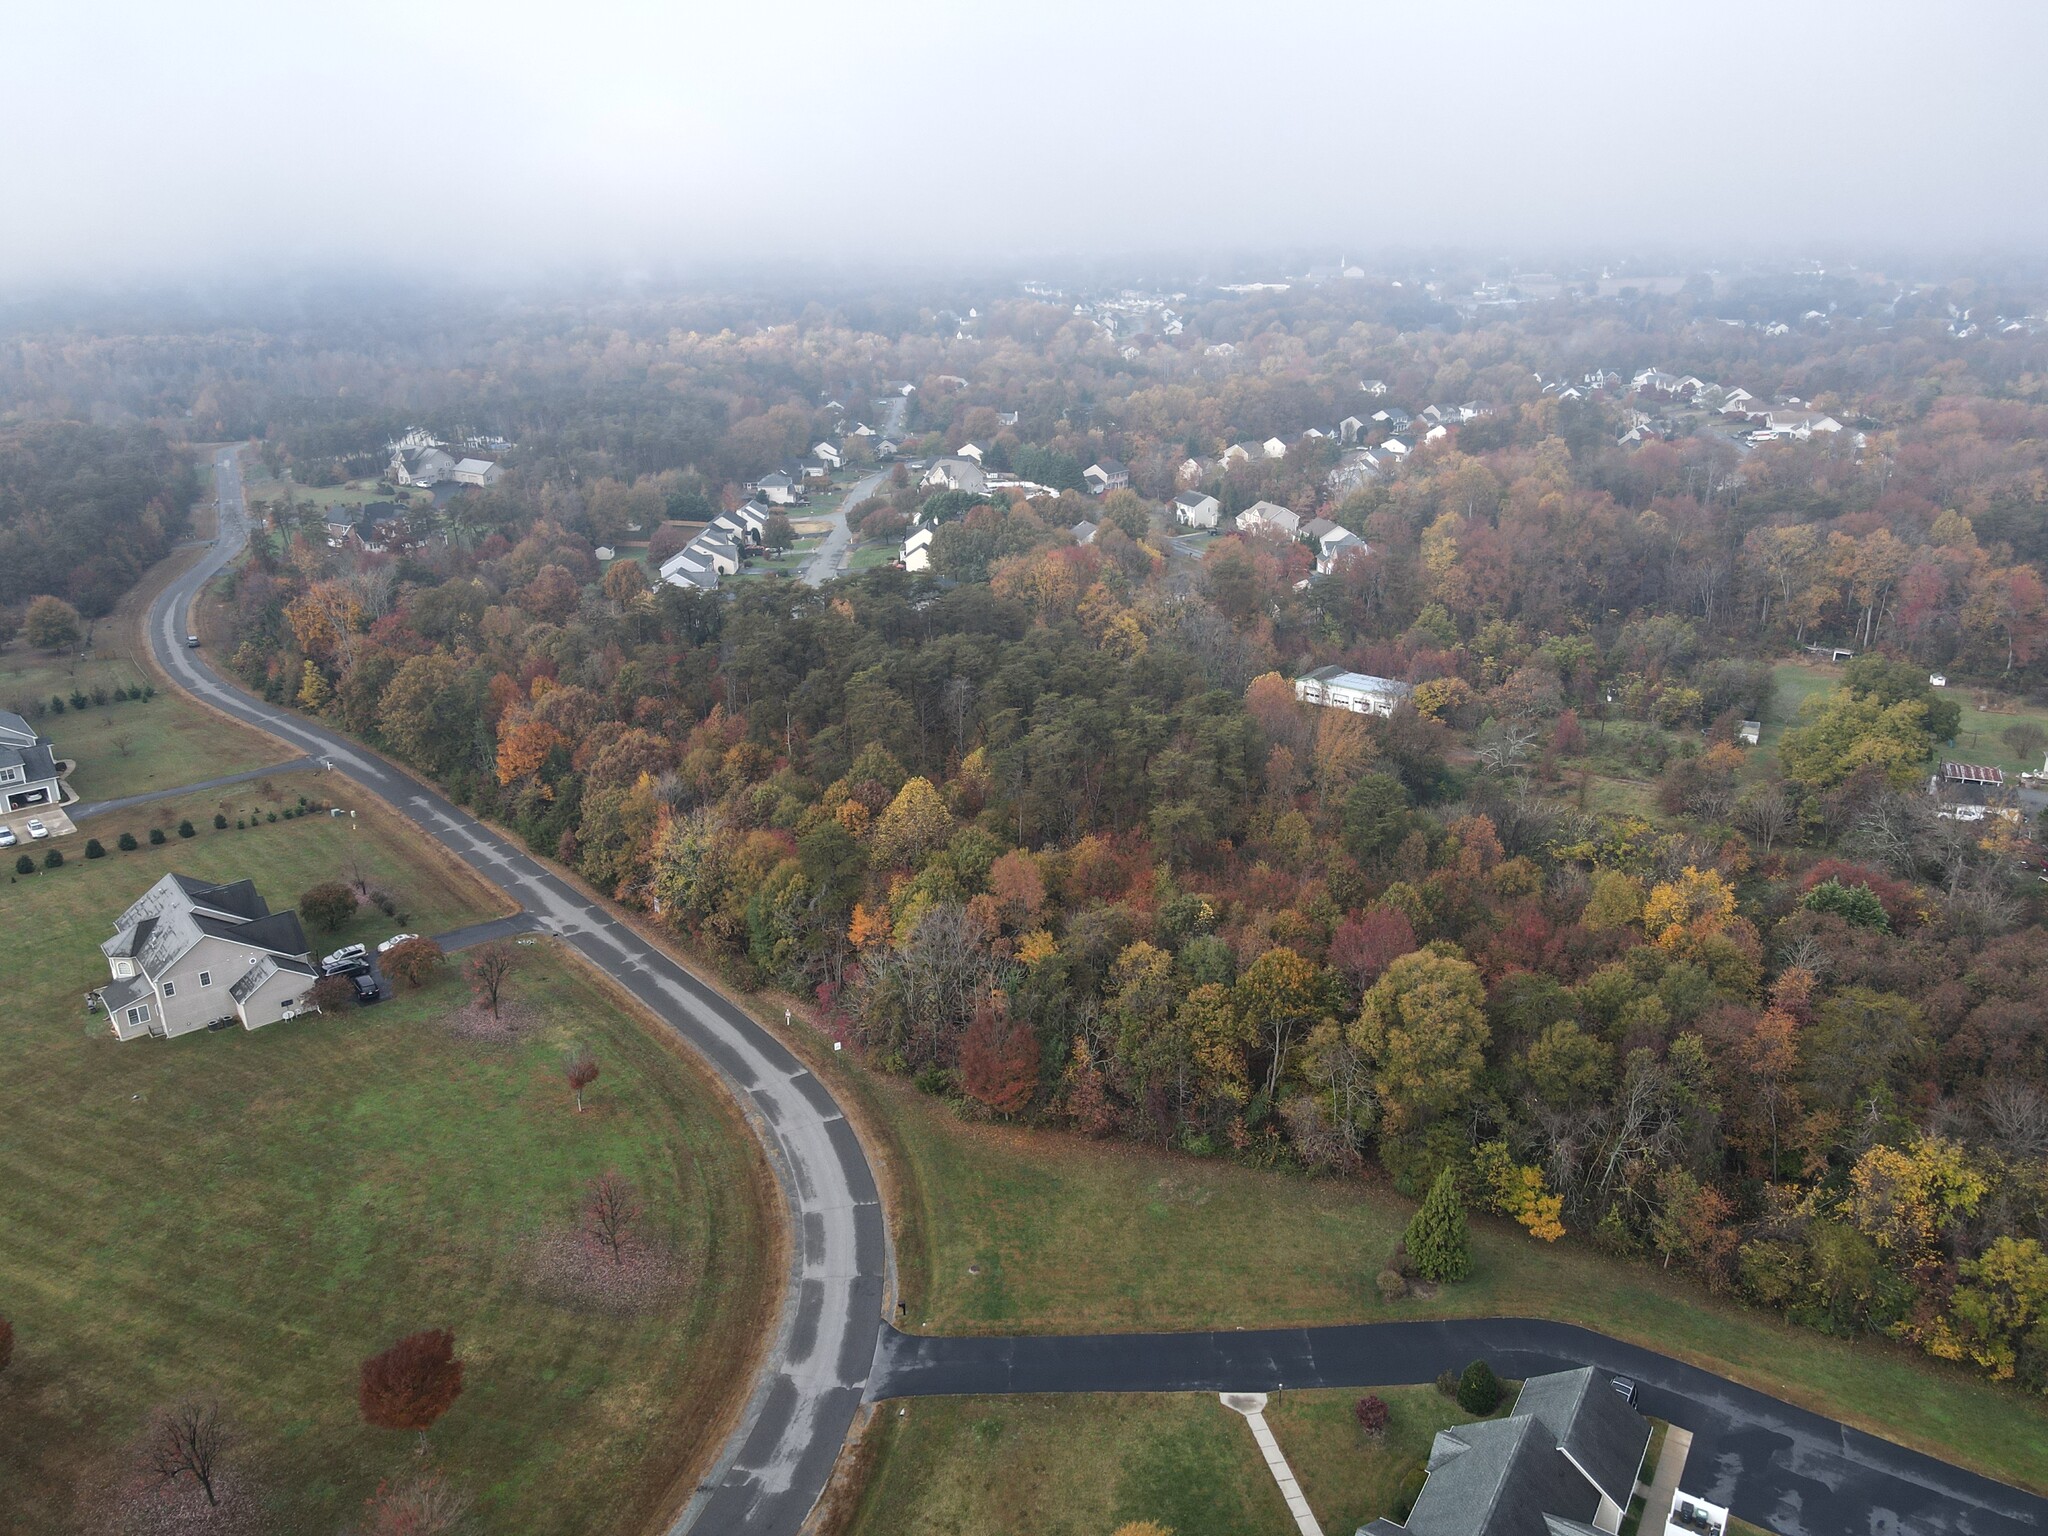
top-left (358, 1329), bottom-right (465, 1443)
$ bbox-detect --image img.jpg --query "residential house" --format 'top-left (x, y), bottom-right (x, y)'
top-left (921, 456), bottom-right (989, 494)
top-left (754, 470), bottom-right (799, 506)
top-left (1360, 379), bottom-right (1389, 396)
top-left (813, 441), bottom-right (845, 470)
top-left (902, 525), bottom-right (935, 573)
top-left (1294, 665), bottom-right (1412, 716)
top-left (1258, 436), bottom-right (1286, 459)
top-left (1173, 492), bottom-right (1221, 529)
top-left (997, 410), bottom-right (1021, 427)
top-left (96, 874), bottom-right (318, 1041)
top-left (1717, 388), bottom-right (1757, 414)
top-left (1738, 720), bottom-right (1762, 745)
top-left (1305, 519), bottom-right (1366, 573)
top-left (1371, 407), bottom-right (1413, 432)
top-left (1356, 1367), bottom-right (1651, 1536)
top-left (658, 548), bottom-right (719, 590)
top-left (1339, 415), bottom-right (1367, 443)
top-left (1424, 424), bottom-right (1449, 444)
top-left (451, 457), bottom-right (502, 487)
top-left (1177, 455), bottom-right (1210, 485)
top-left (691, 530), bottom-right (742, 576)
top-left (876, 438), bottom-right (900, 459)
top-left (1381, 436), bottom-right (1410, 458)
top-left (1221, 442), bottom-right (1258, 467)
top-left (391, 445), bottom-right (457, 487)
top-left (1326, 449), bottom-right (1384, 494)
top-left (1070, 520), bottom-right (1099, 545)
top-left (1083, 459), bottom-right (1129, 495)
top-left (850, 422), bottom-right (876, 438)
top-left (955, 442), bottom-right (985, 464)
top-left (0, 709), bottom-right (62, 813)
top-left (1235, 501), bottom-right (1300, 538)
top-left (1931, 762), bottom-right (2021, 822)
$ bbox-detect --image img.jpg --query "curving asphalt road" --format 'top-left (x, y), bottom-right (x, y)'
top-left (874, 1321), bottom-right (2048, 1536)
top-left (158, 449), bottom-right (888, 1536)
top-left (801, 469), bottom-right (886, 587)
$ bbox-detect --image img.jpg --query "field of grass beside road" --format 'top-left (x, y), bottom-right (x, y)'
top-left (0, 778), bottom-right (775, 1534)
top-left (853, 1074), bottom-right (2048, 1495)
top-left (1764, 659), bottom-right (2048, 774)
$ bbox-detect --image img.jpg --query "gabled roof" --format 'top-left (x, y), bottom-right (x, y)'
top-left (193, 909), bottom-right (310, 960)
top-left (0, 709), bottom-right (37, 747)
top-left (1510, 1367), bottom-right (1652, 1512)
top-left (168, 874), bottom-right (270, 922)
top-left (1403, 1416), bottom-right (1602, 1536)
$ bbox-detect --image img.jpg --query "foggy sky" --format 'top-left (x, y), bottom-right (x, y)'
top-left (5, 0), bottom-right (2046, 290)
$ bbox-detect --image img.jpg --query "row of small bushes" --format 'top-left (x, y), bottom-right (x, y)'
top-left (10, 794), bottom-right (332, 878)
top-left (32, 683), bottom-right (156, 716)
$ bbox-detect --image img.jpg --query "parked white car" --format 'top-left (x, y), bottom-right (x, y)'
top-left (24, 819), bottom-right (48, 839)
top-left (320, 943), bottom-right (368, 973)
top-left (377, 933), bottom-right (420, 954)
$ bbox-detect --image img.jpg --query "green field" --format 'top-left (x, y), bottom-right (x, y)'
top-left (0, 780), bottom-right (773, 1533)
top-left (1765, 660), bottom-right (2048, 773)
top-left (844, 1383), bottom-right (1490, 1536)
top-left (856, 1076), bottom-right (2048, 1494)
top-left (847, 542), bottom-right (900, 572)
top-left (243, 473), bottom-right (405, 512)
top-left (0, 588), bottom-right (289, 807)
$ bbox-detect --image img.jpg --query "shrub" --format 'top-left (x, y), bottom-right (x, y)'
top-left (48, 695), bottom-right (63, 714)
top-left (370, 890), bottom-right (397, 917)
top-left (1405, 1169), bottom-right (1471, 1283)
top-left (300, 882), bottom-right (359, 932)
top-left (177, 819), bottom-right (196, 839)
top-left (310, 975), bottom-right (358, 1013)
top-left (43, 848), bottom-right (63, 869)
top-left (117, 831), bottom-right (138, 851)
top-left (1456, 1359), bottom-right (1503, 1415)
top-left (90, 686), bottom-right (107, 706)
top-left (14, 854), bottom-right (33, 875)
top-left (68, 690), bottom-right (88, 711)
top-left (1376, 1267), bottom-right (1407, 1302)
top-left (148, 827), bottom-right (166, 845)
top-left (84, 839), bottom-right (105, 859)
top-left (213, 813), bottom-right (228, 830)
top-left (1354, 1394), bottom-right (1390, 1438)
top-left (266, 811), bottom-right (278, 823)
top-left (236, 819), bottom-right (246, 830)
top-left (1435, 1368), bottom-right (1460, 1399)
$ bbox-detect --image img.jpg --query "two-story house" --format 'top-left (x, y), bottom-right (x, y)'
top-left (96, 874), bottom-right (318, 1041)
top-left (0, 710), bottom-right (62, 813)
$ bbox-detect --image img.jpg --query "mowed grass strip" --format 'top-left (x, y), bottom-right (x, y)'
top-left (845, 1393), bottom-right (1288, 1536)
top-left (864, 1078), bottom-right (2048, 1494)
top-left (1265, 1385), bottom-right (1505, 1535)
top-left (0, 787), bottom-right (774, 1533)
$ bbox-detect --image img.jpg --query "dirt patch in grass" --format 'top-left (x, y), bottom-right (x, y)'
top-left (531, 1228), bottom-right (696, 1316)
top-left (439, 999), bottom-right (539, 1043)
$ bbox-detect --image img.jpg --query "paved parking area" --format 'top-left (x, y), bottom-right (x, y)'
top-left (0, 802), bottom-right (77, 847)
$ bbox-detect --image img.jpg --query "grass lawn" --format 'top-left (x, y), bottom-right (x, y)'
top-left (1765, 659), bottom-right (2048, 775)
top-left (0, 614), bottom-right (290, 807)
top-left (1266, 1385), bottom-right (1505, 1534)
top-left (0, 778), bottom-right (775, 1534)
top-left (847, 542), bottom-right (899, 572)
top-left (856, 1077), bottom-right (2048, 1494)
top-left (844, 1393), bottom-right (1288, 1536)
top-left (243, 474), bottom-right (402, 512)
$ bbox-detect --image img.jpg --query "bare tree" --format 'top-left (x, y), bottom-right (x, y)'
top-left (465, 942), bottom-right (515, 1017)
top-left (1983, 1080), bottom-right (2048, 1160)
top-left (584, 1170), bottom-right (640, 1266)
top-left (1473, 720), bottom-right (1539, 775)
top-left (150, 1399), bottom-right (228, 1507)
top-left (1732, 782), bottom-right (1797, 855)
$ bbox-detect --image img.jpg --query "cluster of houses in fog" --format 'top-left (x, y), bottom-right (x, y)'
top-left (1543, 367), bottom-right (1852, 448)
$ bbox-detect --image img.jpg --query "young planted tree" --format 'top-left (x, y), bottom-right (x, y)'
top-left (466, 941), bottom-right (515, 1017)
top-left (1404, 1168), bottom-right (1471, 1283)
top-left (584, 1170), bottom-right (639, 1265)
top-left (1456, 1359), bottom-right (1503, 1415)
top-left (382, 936), bottom-right (446, 989)
top-left (299, 881), bottom-right (358, 932)
top-left (359, 1329), bottom-right (465, 1452)
top-left (1353, 1393), bottom-right (1390, 1439)
top-left (361, 1470), bottom-right (473, 1536)
top-left (2001, 720), bottom-right (2048, 765)
top-left (149, 1399), bottom-right (229, 1507)
top-left (563, 1047), bottom-right (600, 1111)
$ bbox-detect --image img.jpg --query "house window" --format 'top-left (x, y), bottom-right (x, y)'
top-left (162, 980), bottom-right (176, 998)
top-left (127, 1004), bottom-right (150, 1026)
top-left (113, 960), bottom-right (133, 978)
top-left (198, 971), bottom-right (212, 988)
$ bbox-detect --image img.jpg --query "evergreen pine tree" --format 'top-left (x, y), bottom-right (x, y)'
top-left (1405, 1168), bottom-right (1471, 1283)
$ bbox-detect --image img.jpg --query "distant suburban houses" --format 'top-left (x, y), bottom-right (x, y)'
top-left (385, 429), bottom-right (503, 489)
top-left (97, 874), bottom-right (318, 1041)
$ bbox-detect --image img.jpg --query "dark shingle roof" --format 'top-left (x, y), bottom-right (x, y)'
top-left (1404, 1416), bottom-right (1602, 1536)
top-left (1512, 1367), bottom-right (1651, 1510)
top-left (193, 909), bottom-right (310, 960)
top-left (170, 875), bottom-right (270, 922)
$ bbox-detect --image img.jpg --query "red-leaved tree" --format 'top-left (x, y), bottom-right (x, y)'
top-left (957, 1001), bottom-right (1039, 1117)
top-left (1354, 1393), bottom-right (1390, 1439)
top-left (359, 1330), bottom-right (465, 1452)
top-left (563, 1047), bottom-right (600, 1112)
top-left (1328, 906), bottom-right (1416, 994)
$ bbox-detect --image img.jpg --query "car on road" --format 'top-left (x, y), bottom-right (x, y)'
top-left (320, 943), bottom-right (368, 973)
top-left (0, 826), bottom-right (14, 847)
top-left (186, 634), bottom-right (201, 647)
top-left (376, 932), bottom-right (420, 954)
top-left (351, 974), bottom-right (384, 1004)
top-left (24, 819), bottom-right (48, 839)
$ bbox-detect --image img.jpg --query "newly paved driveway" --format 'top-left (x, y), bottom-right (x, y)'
top-left (872, 1320), bottom-right (2048, 1536)
top-left (156, 449), bottom-right (888, 1536)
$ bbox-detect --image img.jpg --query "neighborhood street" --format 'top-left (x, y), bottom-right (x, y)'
top-left (154, 449), bottom-right (889, 1536)
top-left (873, 1320), bottom-right (2048, 1536)
top-left (802, 469), bottom-right (885, 587)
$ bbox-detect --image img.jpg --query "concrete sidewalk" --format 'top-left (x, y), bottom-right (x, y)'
top-left (1221, 1393), bottom-right (1323, 1536)
top-left (1638, 1425), bottom-right (1693, 1536)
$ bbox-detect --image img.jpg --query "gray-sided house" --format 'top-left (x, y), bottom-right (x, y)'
top-left (1358, 1367), bottom-right (1651, 1536)
top-left (0, 709), bottom-right (62, 813)
top-left (96, 874), bottom-right (318, 1041)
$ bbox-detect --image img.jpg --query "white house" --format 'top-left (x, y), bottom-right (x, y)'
top-left (690, 531), bottom-right (742, 576)
top-left (96, 874), bottom-right (318, 1041)
top-left (1083, 459), bottom-right (1129, 495)
top-left (1338, 415), bottom-right (1367, 443)
top-left (1173, 492), bottom-right (1220, 529)
top-left (1071, 520), bottom-right (1099, 545)
top-left (902, 525), bottom-right (935, 572)
top-left (1220, 442), bottom-right (1257, 467)
top-left (1235, 500), bottom-right (1300, 537)
top-left (658, 549), bottom-right (719, 590)
top-left (921, 456), bottom-right (989, 494)
top-left (755, 470), bottom-right (799, 505)
top-left (1294, 665), bottom-right (1412, 716)
top-left (391, 446), bottom-right (457, 487)
top-left (1381, 436), bottom-right (1410, 458)
top-left (955, 442), bottom-right (985, 463)
top-left (1360, 379), bottom-right (1389, 397)
top-left (1306, 521), bottom-right (1367, 574)
top-left (0, 709), bottom-right (62, 813)
top-left (813, 441), bottom-right (844, 469)
top-left (1262, 436), bottom-right (1288, 459)
top-left (451, 457), bottom-right (502, 487)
